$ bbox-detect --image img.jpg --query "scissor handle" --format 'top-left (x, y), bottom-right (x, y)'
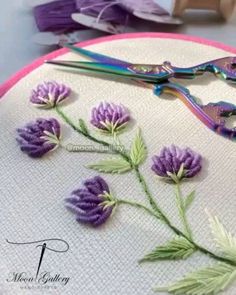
top-left (174, 56), bottom-right (236, 82)
top-left (153, 82), bottom-right (236, 141)
top-left (127, 56), bottom-right (236, 82)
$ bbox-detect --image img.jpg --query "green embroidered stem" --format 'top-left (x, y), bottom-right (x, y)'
top-left (118, 199), bottom-right (236, 267)
top-left (133, 165), bottom-right (166, 220)
top-left (117, 199), bottom-right (160, 219)
top-left (161, 222), bottom-right (225, 264)
top-left (56, 106), bottom-right (236, 267)
top-left (175, 182), bottom-right (193, 240)
top-left (112, 132), bottom-right (126, 154)
top-left (55, 106), bottom-right (130, 162)
top-left (161, 226), bottom-right (236, 266)
top-left (57, 107), bottom-right (165, 218)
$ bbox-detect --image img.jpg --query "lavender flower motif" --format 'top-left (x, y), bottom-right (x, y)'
top-left (16, 118), bottom-right (61, 158)
top-left (91, 101), bottom-right (130, 134)
top-left (65, 176), bottom-right (116, 227)
top-left (151, 145), bottom-right (202, 182)
top-left (30, 81), bottom-right (71, 108)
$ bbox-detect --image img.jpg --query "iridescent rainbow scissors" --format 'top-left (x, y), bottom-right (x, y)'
top-left (46, 45), bottom-right (236, 141)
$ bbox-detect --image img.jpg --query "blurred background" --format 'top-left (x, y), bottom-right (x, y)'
top-left (0, 0), bottom-right (236, 84)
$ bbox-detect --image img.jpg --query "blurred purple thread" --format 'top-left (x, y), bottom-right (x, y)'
top-left (34, 0), bottom-right (84, 32)
top-left (34, 0), bottom-right (129, 32)
top-left (76, 0), bottom-right (129, 24)
top-left (33, 0), bottom-right (169, 33)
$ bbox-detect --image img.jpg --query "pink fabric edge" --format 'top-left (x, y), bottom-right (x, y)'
top-left (1, 32), bottom-right (236, 98)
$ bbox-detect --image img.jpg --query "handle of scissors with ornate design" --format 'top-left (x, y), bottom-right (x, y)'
top-left (154, 82), bottom-right (236, 140)
top-left (126, 56), bottom-right (236, 83)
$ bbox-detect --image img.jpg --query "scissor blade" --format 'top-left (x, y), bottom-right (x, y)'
top-left (45, 60), bottom-right (161, 83)
top-left (64, 44), bottom-right (129, 65)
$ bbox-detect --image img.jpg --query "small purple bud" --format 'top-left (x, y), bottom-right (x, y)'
top-left (16, 118), bottom-right (61, 158)
top-left (30, 81), bottom-right (71, 108)
top-left (90, 101), bottom-right (130, 134)
top-left (65, 176), bottom-right (116, 227)
top-left (151, 145), bottom-right (202, 182)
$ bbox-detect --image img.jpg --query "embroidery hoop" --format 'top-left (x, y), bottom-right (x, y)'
top-left (1, 33), bottom-right (236, 294)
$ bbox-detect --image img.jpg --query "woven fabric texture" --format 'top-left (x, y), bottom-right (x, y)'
top-left (0, 37), bottom-right (236, 294)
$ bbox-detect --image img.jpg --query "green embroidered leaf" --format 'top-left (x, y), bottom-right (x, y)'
top-left (87, 158), bottom-right (132, 174)
top-left (140, 236), bottom-right (195, 262)
top-left (208, 212), bottom-right (236, 262)
top-left (79, 119), bottom-right (89, 134)
top-left (155, 263), bottom-right (236, 295)
top-left (177, 163), bottom-right (184, 180)
top-left (167, 172), bottom-right (179, 183)
top-left (130, 129), bottom-right (147, 166)
top-left (184, 191), bottom-right (195, 211)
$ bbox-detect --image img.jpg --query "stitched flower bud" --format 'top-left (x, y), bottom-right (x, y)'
top-left (30, 81), bottom-right (71, 108)
top-left (151, 145), bottom-right (202, 182)
top-left (16, 118), bottom-right (61, 158)
top-left (91, 101), bottom-right (130, 134)
top-left (65, 176), bottom-right (116, 227)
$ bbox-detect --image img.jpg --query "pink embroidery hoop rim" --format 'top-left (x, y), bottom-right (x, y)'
top-left (1, 32), bottom-right (236, 99)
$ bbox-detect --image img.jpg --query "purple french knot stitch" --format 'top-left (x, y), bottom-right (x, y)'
top-left (30, 81), bottom-right (71, 108)
top-left (90, 101), bottom-right (130, 133)
top-left (151, 145), bottom-right (202, 179)
top-left (16, 118), bottom-right (61, 158)
top-left (65, 176), bottom-right (115, 227)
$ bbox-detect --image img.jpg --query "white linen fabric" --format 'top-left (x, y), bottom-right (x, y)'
top-left (0, 37), bottom-right (236, 295)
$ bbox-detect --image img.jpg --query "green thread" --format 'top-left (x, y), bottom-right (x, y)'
top-left (155, 263), bottom-right (236, 295)
top-left (87, 158), bottom-right (132, 174)
top-left (55, 106), bottom-right (236, 267)
top-left (175, 182), bottom-right (193, 240)
top-left (118, 198), bottom-right (236, 267)
top-left (133, 165), bottom-right (166, 220)
top-left (129, 128), bottom-right (147, 166)
top-left (140, 236), bottom-right (196, 262)
top-left (55, 106), bottom-right (131, 163)
top-left (117, 199), bottom-right (161, 220)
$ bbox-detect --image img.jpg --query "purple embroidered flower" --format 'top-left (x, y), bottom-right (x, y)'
top-left (16, 118), bottom-right (61, 158)
top-left (30, 81), bottom-right (71, 108)
top-left (65, 176), bottom-right (116, 227)
top-left (151, 145), bottom-right (202, 182)
top-left (91, 101), bottom-right (130, 134)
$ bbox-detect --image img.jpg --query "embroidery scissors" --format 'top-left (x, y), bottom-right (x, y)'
top-left (46, 44), bottom-right (236, 141)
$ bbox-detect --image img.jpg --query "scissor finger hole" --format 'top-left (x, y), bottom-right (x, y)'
top-left (230, 63), bottom-right (236, 70)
